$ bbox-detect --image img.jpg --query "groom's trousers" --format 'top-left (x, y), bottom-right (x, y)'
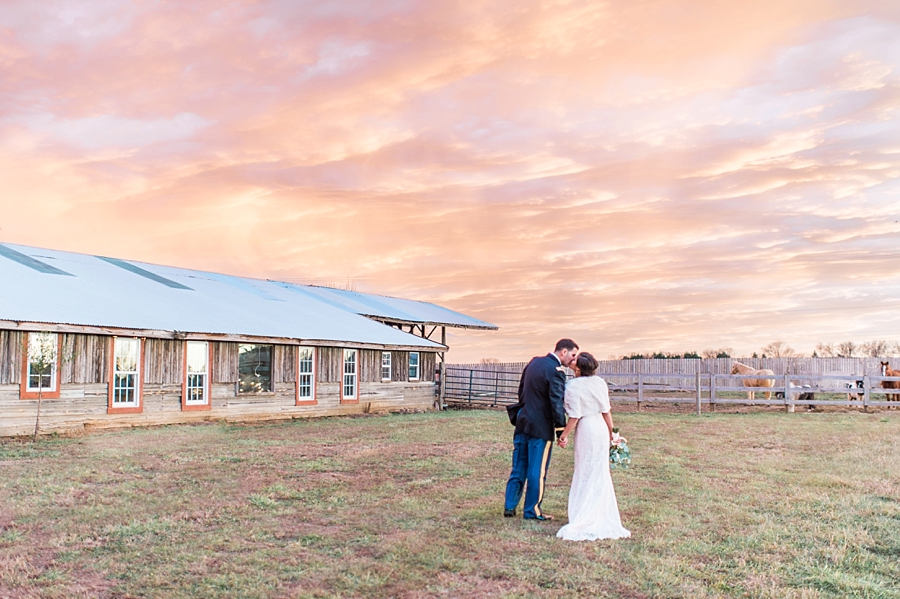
top-left (504, 432), bottom-right (553, 519)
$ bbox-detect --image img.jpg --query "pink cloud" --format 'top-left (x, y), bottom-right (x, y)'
top-left (1, 0), bottom-right (900, 361)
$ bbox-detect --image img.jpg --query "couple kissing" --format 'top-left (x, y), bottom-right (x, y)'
top-left (504, 338), bottom-right (630, 541)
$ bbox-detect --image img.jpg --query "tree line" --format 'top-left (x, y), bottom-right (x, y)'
top-left (617, 340), bottom-right (900, 360)
top-left (477, 340), bottom-right (900, 364)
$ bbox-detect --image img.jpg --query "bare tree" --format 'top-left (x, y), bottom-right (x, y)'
top-left (479, 357), bottom-right (501, 365)
top-left (860, 340), bottom-right (891, 357)
top-left (27, 333), bottom-right (57, 442)
top-left (837, 341), bottom-right (857, 358)
top-left (760, 341), bottom-right (799, 358)
top-left (701, 348), bottom-right (732, 359)
top-left (815, 342), bottom-right (837, 357)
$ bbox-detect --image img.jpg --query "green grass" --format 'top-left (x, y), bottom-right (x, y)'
top-left (0, 410), bottom-right (898, 598)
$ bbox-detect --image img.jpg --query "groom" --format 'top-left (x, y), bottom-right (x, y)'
top-left (503, 338), bottom-right (578, 520)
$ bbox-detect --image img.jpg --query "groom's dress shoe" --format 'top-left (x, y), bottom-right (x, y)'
top-left (503, 509), bottom-right (516, 518)
top-left (524, 514), bottom-right (554, 521)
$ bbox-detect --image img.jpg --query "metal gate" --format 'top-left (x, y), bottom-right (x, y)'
top-left (442, 366), bottom-right (521, 406)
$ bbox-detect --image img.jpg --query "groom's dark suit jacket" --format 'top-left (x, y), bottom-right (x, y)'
top-left (514, 354), bottom-right (568, 442)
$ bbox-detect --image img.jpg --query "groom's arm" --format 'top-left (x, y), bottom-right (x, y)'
top-left (549, 369), bottom-right (567, 438)
top-left (517, 364), bottom-right (528, 401)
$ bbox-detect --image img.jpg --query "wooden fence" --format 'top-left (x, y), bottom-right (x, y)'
top-left (442, 358), bottom-right (900, 412)
top-left (452, 357), bottom-right (898, 377)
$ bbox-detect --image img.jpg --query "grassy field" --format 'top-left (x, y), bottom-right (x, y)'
top-left (1, 409), bottom-right (898, 599)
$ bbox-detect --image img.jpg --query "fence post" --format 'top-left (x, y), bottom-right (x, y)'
top-left (695, 370), bottom-right (701, 416)
top-left (863, 374), bottom-right (870, 412)
top-left (438, 362), bottom-right (446, 410)
top-left (784, 373), bottom-right (794, 413)
top-left (637, 373), bottom-right (643, 412)
top-left (493, 370), bottom-right (500, 406)
top-left (467, 369), bottom-right (474, 405)
top-left (710, 373), bottom-right (716, 411)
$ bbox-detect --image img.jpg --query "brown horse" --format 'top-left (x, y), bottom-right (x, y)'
top-left (731, 361), bottom-right (776, 400)
top-left (880, 361), bottom-right (899, 401)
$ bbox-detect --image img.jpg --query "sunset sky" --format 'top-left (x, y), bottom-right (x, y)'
top-left (2, 1), bottom-right (900, 362)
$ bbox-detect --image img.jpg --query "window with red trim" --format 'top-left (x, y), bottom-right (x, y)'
top-left (342, 349), bottom-right (358, 401)
top-left (21, 332), bottom-right (61, 399)
top-left (296, 346), bottom-right (316, 404)
top-left (183, 340), bottom-right (211, 410)
top-left (110, 337), bottom-right (142, 412)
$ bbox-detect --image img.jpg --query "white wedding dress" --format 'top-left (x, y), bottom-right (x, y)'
top-left (556, 376), bottom-right (631, 541)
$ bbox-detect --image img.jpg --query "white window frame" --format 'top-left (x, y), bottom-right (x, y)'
top-left (409, 351), bottom-right (420, 381)
top-left (184, 341), bottom-right (210, 407)
top-left (112, 337), bottom-right (141, 408)
top-left (297, 346), bottom-right (316, 402)
top-left (381, 351), bottom-right (392, 381)
top-left (25, 332), bottom-right (59, 394)
top-left (342, 349), bottom-right (358, 400)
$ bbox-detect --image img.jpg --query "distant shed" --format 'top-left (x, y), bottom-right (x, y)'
top-left (0, 243), bottom-right (496, 436)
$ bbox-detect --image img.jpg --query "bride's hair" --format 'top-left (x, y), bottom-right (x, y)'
top-left (575, 352), bottom-right (598, 376)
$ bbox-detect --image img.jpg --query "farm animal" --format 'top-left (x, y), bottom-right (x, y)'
top-left (731, 361), bottom-right (776, 400)
top-left (880, 361), bottom-right (899, 402)
top-left (775, 383), bottom-right (816, 409)
top-left (845, 379), bottom-right (864, 401)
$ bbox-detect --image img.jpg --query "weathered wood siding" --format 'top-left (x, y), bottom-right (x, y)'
top-left (144, 338), bottom-right (183, 385)
top-left (317, 347), bottom-right (345, 383)
top-left (274, 345), bottom-right (295, 383)
top-left (421, 352), bottom-right (436, 382)
top-left (212, 342), bottom-right (238, 383)
top-left (60, 334), bottom-right (108, 384)
top-left (0, 378), bottom-right (435, 437)
top-left (392, 351), bottom-right (408, 382)
top-left (0, 331), bottom-right (23, 385)
top-left (360, 350), bottom-right (379, 382)
top-left (0, 332), bottom-right (437, 437)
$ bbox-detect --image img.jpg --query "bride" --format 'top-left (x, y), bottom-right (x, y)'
top-left (556, 352), bottom-right (630, 541)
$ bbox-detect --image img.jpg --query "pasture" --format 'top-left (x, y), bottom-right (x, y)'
top-left (1, 409), bottom-right (898, 598)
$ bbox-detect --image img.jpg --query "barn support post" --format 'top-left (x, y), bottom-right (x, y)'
top-left (467, 369), bottom-right (474, 405)
top-left (437, 361), bottom-right (446, 410)
top-left (493, 370), bottom-right (500, 406)
top-left (710, 373), bottom-right (717, 411)
top-left (637, 373), bottom-right (643, 411)
top-left (863, 374), bottom-right (871, 412)
top-left (695, 370), bottom-right (701, 416)
top-left (784, 373), bottom-right (794, 413)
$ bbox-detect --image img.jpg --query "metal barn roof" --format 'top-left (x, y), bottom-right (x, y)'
top-left (287, 285), bottom-right (496, 330)
top-left (0, 243), bottom-right (496, 348)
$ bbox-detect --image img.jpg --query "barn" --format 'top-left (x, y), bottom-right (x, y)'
top-left (0, 243), bottom-right (496, 437)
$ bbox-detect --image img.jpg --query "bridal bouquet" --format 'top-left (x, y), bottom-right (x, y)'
top-left (609, 427), bottom-right (631, 469)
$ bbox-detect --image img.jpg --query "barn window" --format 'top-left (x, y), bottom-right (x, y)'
top-left (111, 337), bottom-right (142, 410)
top-left (239, 344), bottom-right (272, 393)
top-left (183, 341), bottom-right (210, 409)
top-left (296, 347), bottom-right (316, 403)
top-left (409, 352), bottom-right (420, 381)
top-left (381, 351), bottom-right (392, 381)
top-left (342, 349), bottom-right (358, 400)
top-left (21, 332), bottom-right (61, 399)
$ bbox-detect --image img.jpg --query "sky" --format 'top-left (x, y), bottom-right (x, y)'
top-left (1, 0), bottom-right (900, 362)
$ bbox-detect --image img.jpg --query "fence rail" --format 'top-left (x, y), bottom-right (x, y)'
top-left (441, 364), bottom-right (900, 412)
